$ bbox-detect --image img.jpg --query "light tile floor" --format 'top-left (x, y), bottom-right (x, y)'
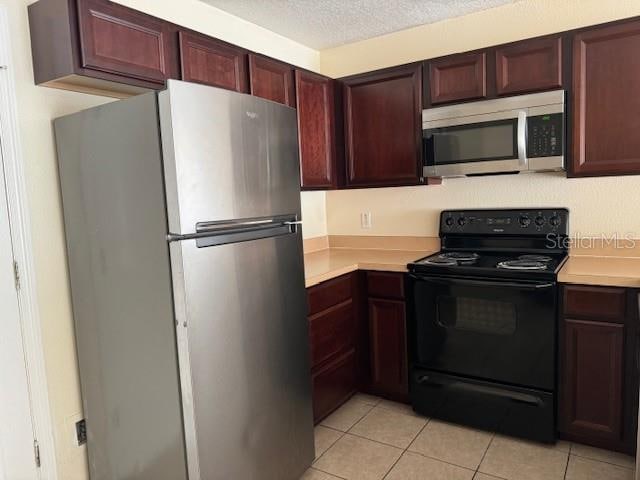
top-left (301, 393), bottom-right (636, 480)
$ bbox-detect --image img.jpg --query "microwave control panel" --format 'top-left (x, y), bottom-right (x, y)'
top-left (527, 113), bottom-right (563, 158)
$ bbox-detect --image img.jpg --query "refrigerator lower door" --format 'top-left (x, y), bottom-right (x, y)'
top-left (170, 229), bottom-right (314, 480)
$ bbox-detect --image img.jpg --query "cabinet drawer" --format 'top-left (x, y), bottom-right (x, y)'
top-left (367, 271), bottom-right (404, 299)
top-left (564, 285), bottom-right (626, 322)
top-left (309, 300), bottom-right (355, 368)
top-left (308, 274), bottom-right (353, 316)
top-left (312, 349), bottom-right (356, 423)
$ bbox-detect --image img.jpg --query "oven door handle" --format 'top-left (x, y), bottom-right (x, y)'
top-left (411, 275), bottom-right (554, 290)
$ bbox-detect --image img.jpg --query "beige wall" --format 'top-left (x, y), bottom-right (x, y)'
top-left (320, 0), bottom-right (640, 77)
top-left (11, 1), bottom-right (321, 478)
top-left (321, 0), bottom-right (640, 239)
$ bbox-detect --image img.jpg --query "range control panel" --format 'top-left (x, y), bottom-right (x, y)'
top-left (441, 208), bottom-right (569, 236)
top-left (527, 113), bottom-right (563, 158)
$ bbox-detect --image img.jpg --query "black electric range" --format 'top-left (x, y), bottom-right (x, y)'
top-left (406, 208), bottom-right (569, 444)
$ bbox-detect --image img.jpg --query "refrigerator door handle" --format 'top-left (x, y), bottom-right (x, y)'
top-left (167, 215), bottom-right (301, 246)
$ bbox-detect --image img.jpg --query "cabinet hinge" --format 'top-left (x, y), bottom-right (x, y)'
top-left (13, 260), bottom-right (20, 291)
top-left (34, 440), bottom-right (41, 468)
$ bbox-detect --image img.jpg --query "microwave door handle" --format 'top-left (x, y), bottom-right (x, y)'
top-left (517, 110), bottom-right (527, 168)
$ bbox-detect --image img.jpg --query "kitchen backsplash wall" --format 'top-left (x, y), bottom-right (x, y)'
top-left (301, 191), bottom-right (328, 238)
top-left (326, 173), bottom-right (640, 238)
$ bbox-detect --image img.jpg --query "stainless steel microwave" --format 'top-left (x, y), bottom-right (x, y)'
top-left (422, 90), bottom-right (565, 177)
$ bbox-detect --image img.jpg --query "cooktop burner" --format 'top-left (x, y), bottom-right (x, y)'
top-left (440, 252), bottom-right (480, 262)
top-left (497, 259), bottom-right (549, 270)
top-left (518, 254), bottom-right (553, 263)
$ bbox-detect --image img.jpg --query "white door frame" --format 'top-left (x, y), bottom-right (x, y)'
top-left (0, 5), bottom-right (57, 480)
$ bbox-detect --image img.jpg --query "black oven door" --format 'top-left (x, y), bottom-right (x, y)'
top-left (409, 274), bottom-right (556, 391)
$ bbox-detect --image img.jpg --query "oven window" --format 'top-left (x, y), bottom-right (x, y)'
top-left (437, 296), bottom-right (517, 335)
top-left (424, 118), bottom-right (518, 165)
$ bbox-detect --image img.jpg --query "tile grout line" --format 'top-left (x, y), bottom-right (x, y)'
top-left (569, 452), bottom-right (636, 470)
top-left (474, 431), bottom-right (497, 478)
top-left (381, 411), bottom-right (431, 480)
top-left (563, 442), bottom-right (572, 480)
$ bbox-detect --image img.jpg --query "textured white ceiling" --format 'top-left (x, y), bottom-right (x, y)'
top-left (202, 0), bottom-right (521, 49)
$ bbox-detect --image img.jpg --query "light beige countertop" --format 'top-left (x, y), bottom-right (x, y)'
top-left (558, 256), bottom-right (640, 288)
top-left (304, 236), bottom-right (640, 289)
top-left (303, 236), bottom-right (439, 288)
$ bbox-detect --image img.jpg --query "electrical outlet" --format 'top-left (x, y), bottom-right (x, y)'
top-left (75, 419), bottom-right (87, 446)
top-left (361, 212), bottom-right (372, 229)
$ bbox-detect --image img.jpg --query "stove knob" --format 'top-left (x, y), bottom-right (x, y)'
top-left (457, 217), bottom-right (467, 227)
top-left (535, 216), bottom-right (546, 226)
top-left (549, 215), bottom-right (561, 227)
top-left (519, 215), bottom-right (531, 227)
top-left (445, 217), bottom-right (454, 227)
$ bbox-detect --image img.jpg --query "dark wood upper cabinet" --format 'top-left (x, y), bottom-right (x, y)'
top-left (295, 70), bottom-right (341, 189)
top-left (427, 52), bottom-right (487, 105)
top-left (495, 36), bottom-right (563, 95)
top-left (342, 63), bottom-right (424, 187)
top-left (76, 0), bottom-right (177, 85)
top-left (248, 54), bottom-right (296, 107)
top-left (559, 284), bottom-right (638, 454)
top-left (571, 19), bottom-right (640, 177)
top-left (29, 0), bottom-right (179, 96)
top-left (178, 31), bottom-right (248, 93)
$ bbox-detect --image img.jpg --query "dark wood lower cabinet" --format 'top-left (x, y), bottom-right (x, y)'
top-left (365, 272), bottom-right (409, 401)
top-left (311, 349), bottom-right (357, 422)
top-left (368, 298), bottom-right (408, 399)
top-left (307, 273), bottom-right (358, 423)
top-left (559, 284), bottom-right (638, 454)
top-left (561, 319), bottom-right (624, 442)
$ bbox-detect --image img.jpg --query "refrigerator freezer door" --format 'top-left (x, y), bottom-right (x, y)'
top-left (170, 231), bottom-right (314, 480)
top-left (159, 80), bottom-right (302, 235)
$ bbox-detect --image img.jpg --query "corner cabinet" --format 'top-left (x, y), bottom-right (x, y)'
top-left (571, 19), bottom-right (640, 176)
top-left (178, 30), bottom-right (248, 93)
top-left (559, 284), bottom-right (638, 454)
top-left (295, 71), bottom-right (342, 189)
top-left (342, 63), bottom-right (425, 187)
top-left (248, 54), bottom-right (296, 107)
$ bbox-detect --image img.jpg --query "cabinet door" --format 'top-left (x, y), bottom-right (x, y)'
top-left (428, 52), bottom-right (487, 105)
top-left (368, 298), bottom-right (408, 397)
top-left (343, 63), bottom-right (423, 187)
top-left (178, 31), bottom-right (248, 92)
top-left (76, 0), bottom-right (177, 84)
top-left (560, 318), bottom-right (625, 445)
top-left (295, 70), bottom-right (338, 189)
top-left (572, 20), bottom-right (640, 176)
top-left (496, 36), bottom-right (562, 95)
top-left (248, 54), bottom-right (295, 107)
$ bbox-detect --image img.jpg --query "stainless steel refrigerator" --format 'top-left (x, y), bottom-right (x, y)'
top-left (54, 80), bottom-right (314, 480)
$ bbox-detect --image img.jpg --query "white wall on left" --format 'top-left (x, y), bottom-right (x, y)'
top-left (14, 0), bottom-right (324, 478)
